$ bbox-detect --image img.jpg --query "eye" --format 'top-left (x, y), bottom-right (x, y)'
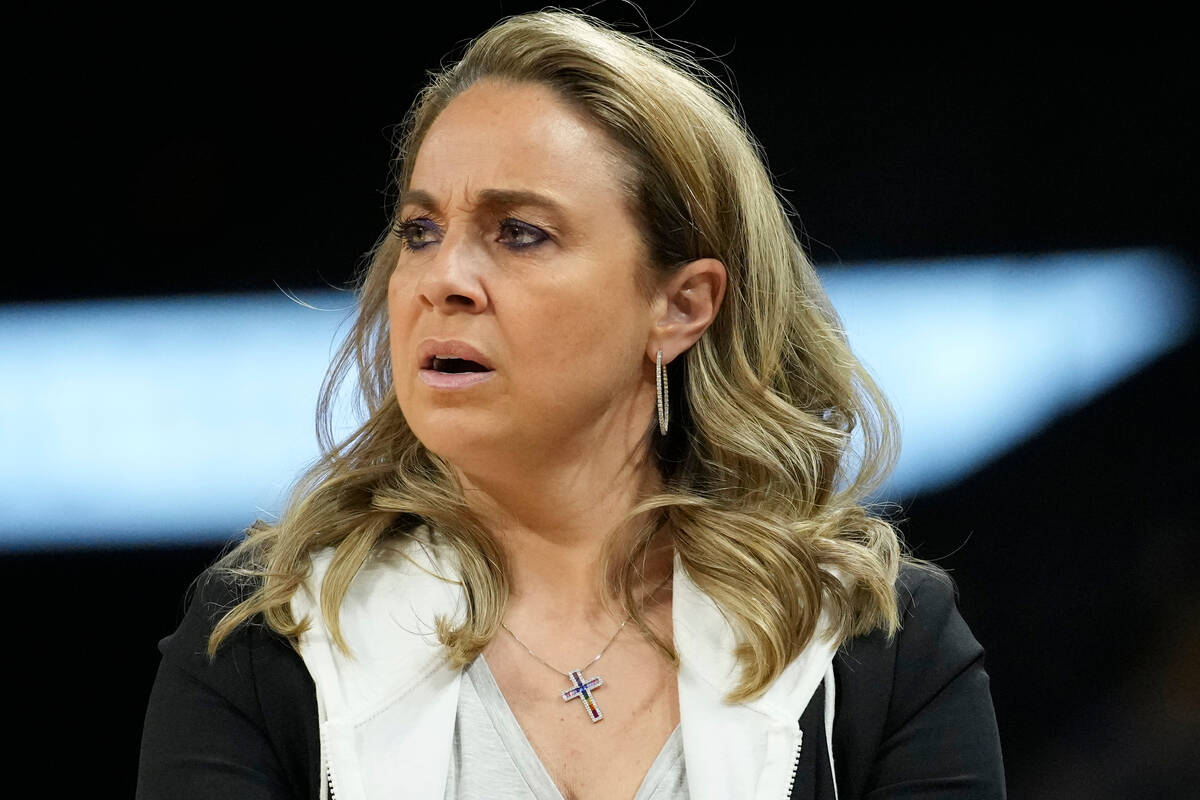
top-left (497, 218), bottom-right (549, 249)
top-left (393, 217), bottom-right (441, 252)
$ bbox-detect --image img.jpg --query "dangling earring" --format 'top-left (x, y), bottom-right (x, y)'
top-left (656, 349), bottom-right (669, 435)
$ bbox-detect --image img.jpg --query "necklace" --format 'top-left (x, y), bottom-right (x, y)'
top-left (499, 572), bottom-right (673, 724)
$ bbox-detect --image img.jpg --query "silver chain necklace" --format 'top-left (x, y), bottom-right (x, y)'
top-left (499, 572), bottom-right (672, 723)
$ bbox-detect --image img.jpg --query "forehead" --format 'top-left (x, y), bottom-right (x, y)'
top-left (408, 79), bottom-right (630, 209)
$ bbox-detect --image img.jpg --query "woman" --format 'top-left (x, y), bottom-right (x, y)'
top-left (137, 10), bottom-right (1004, 800)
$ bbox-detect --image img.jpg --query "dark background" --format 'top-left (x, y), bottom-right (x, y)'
top-left (7, 3), bottom-right (1197, 797)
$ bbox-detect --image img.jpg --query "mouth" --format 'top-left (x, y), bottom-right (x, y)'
top-left (418, 354), bottom-right (496, 390)
top-left (421, 356), bottom-right (493, 374)
top-left (416, 340), bottom-right (495, 389)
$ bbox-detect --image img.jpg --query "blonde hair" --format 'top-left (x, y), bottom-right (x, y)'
top-left (208, 9), bottom-right (909, 702)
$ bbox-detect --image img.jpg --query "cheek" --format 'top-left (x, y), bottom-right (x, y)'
top-left (533, 291), bottom-right (644, 388)
top-left (386, 271), bottom-right (415, 370)
top-left (387, 266), bottom-right (421, 322)
top-left (387, 266), bottom-right (411, 308)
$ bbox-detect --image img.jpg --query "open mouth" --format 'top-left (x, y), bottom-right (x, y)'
top-left (426, 357), bottom-right (492, 374)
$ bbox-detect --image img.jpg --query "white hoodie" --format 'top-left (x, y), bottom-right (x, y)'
top-left (292, 526), bottom-right (841, 800)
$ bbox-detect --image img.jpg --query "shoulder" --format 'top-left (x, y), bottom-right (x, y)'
top-left (148, 567), bottom-right (322, 798)
top-left (157, 568), bottom-right (309, 702)
top-left (831, 566), bottom-right (962, 725)
top-left (157, 568), bottom-right (257, 672)
top-left (834, 563), bottom-right (982, 714)
top-left (889, 562), bottom-right (981, 677)
top-left (830, 563), bottom-right (1003, 797)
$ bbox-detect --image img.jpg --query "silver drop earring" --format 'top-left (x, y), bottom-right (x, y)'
top-left (656, 349), bottom-right (669, 435)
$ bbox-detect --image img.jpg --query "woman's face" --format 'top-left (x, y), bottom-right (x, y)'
top-left (388, 78), bottom-right (661, 473)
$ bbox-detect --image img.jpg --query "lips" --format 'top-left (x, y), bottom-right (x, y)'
top-left (418, 368), bottom-right (495, 390)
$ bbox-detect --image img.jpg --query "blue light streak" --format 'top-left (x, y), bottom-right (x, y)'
top-left (0, 248), bottom-right (1193, 549)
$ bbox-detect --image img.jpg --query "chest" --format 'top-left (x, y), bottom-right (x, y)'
top-left (481, 635), bottom-right (681, 800)
top-left (298, 547), bottom-right (841, 800)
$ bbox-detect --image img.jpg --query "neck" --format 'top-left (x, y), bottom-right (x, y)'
top-left (452, 441), bottom-right (673, 623)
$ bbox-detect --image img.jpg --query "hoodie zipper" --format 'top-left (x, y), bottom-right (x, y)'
top-left (784, 724), bottom-right (804, 798)
top-left (320, 723), bottom-right (339, 800)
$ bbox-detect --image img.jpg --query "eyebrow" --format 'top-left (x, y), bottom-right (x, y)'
top-left (398, 188), bottom-right (568, 218)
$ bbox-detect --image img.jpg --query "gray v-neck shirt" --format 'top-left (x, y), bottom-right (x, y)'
top-left (444, 654), bottom-right (688, 799)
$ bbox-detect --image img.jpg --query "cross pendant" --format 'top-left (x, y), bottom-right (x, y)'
top-left (561, 669), bottom-right (606, 722)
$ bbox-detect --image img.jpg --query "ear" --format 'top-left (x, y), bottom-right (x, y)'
top-left (647, 258), bottom-right (727, 364)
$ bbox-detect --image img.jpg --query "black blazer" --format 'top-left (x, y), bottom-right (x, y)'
top-left (136, 564), bottom-right (1005, 799)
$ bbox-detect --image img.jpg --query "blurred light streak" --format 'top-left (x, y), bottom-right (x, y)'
top-left (821, 248), bottom-right (1196, 499)
top-left (0, 248), bottom-right (1193, 549)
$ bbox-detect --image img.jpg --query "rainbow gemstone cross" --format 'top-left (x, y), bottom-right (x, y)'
top-left (561, 669), bottom-right (606, 723)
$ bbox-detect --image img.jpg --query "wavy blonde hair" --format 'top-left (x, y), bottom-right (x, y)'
top-left (207, 9), bottom-right (909, 702)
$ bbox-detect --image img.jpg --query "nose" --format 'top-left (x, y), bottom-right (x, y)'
top-left (414, 230), bottom-right (489, 314)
